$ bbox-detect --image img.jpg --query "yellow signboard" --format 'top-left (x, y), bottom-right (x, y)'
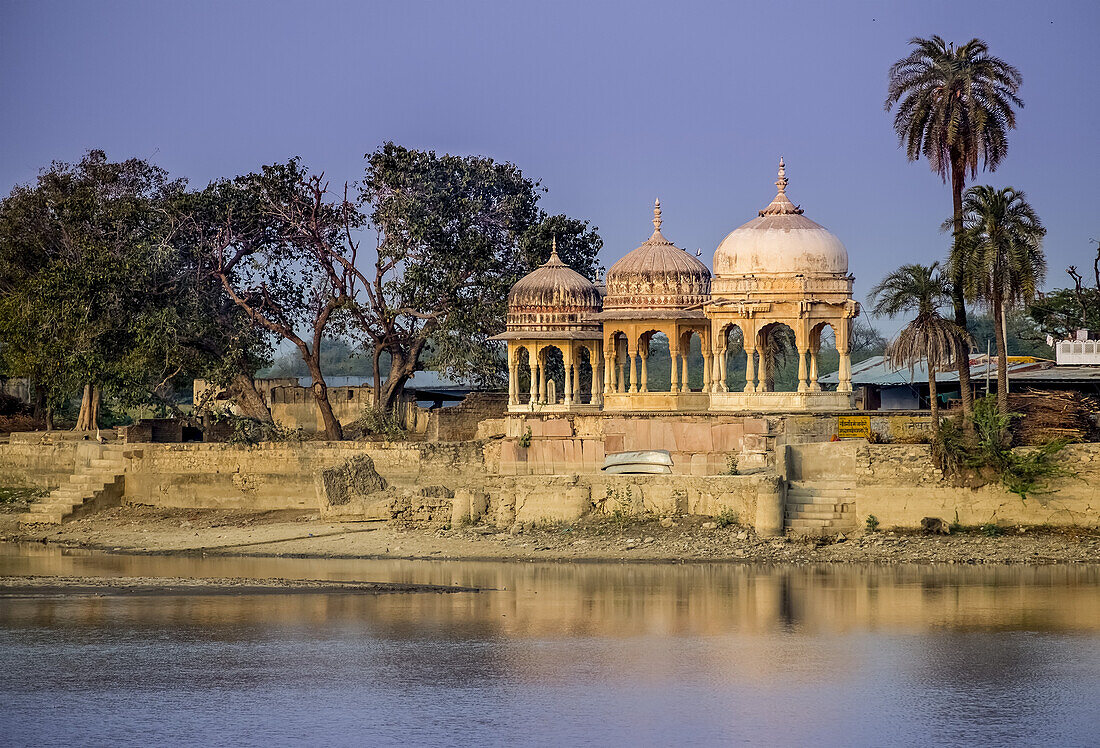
top-left (837, 415), bottom-right (871, 439)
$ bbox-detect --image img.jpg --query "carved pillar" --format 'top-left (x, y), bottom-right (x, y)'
top-left (538, 349), bottom-right (547, 403)
top-left (508, 345), bottom-right (518, 405)
top-left (628, 345), bottom-right (639, 394)
top-left (639, 340), bottom-right (649, 393)
top-left (744, 346), bottom-right (757, 393)
top-left (563, 349), bottom-right (574, 406)
top-left (593, 354), bottom-right (602, 405)
top-left (797, 349), bottom-right (810, 393)
top-left (838, 319), bottom-right (853, 393)
top-left (529, 351), bottom-right (539, 404)
top-left (809, 339), bottom-right (821, 392)
top-left (701, 328), bottom-right (712, 393)
top-left (669, 342), bottom-right (680, 393)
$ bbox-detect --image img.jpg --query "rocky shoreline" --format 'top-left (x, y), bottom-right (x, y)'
top-left (2, 506), bottom-right (1099, 565)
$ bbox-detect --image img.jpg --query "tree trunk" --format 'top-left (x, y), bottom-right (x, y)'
top-left (928, 360), bottom-right (939, 429)
top-left (993, 292), bottom-right (1009, 414)
top-left (305, 358), bottom-right (343, 440)
top-left (378, 357), bottom-right (413, 414)
top-left (75, 384), bottom-right (100, 431)
top-left (949, 156), bottom-right (974, 420)
top-left (227, 373), bottom-right (273, 424)
top-left (372, 345), bottom-right (383, 408)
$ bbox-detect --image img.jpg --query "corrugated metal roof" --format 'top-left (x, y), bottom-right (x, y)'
top-left (819, 355), bottom-right (1060, 386)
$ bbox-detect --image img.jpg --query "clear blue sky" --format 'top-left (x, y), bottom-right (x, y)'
top-left (3, 0), bottom-right (1098, 324)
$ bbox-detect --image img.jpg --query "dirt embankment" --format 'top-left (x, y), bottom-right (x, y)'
top-left (2, 506), bottom-right (1099, 565)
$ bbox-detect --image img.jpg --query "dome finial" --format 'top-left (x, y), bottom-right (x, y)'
top-left (776, 156), bottom-right (788, 195)
top-left (549, 234), bottom-right (560, 262)
top-left (653, 198), bottom-right (662, 231)
top-left (759, 157), bottom-right (803, 216)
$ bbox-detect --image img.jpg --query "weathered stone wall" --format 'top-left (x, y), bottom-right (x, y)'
top-left (788, 440), bottom-right (1100, 528)
top-left (428, 393), bottom-right (508, 442)
top-left (122, 441), bottom-right (487, 511)
top-left (485, 473), bottom-right (771, 527)
top-left (0, 434), bottom-right (83, 490)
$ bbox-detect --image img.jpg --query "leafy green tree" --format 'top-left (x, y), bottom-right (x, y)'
top-left (0, 151), bottom-right (185, 429)
top-left (886, 36), bottom-right (1024, 418)
top-left (956, 185), bottom-right (1046, 412)
top-left (207, 159), bottom-right (365, 440)
top-left (869, 262), bottom-right (972, 425)
top-left (358, 143), bottom-right (602, 411)
top-left (1028, 242), bottom-right (1100, 340)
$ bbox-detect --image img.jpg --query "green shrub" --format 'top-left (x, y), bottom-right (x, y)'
top-left (518, 426), bottom-right (532, 449)
top-left (348, 407), bottom-right (406, 440)
top-left (981, 522), bottom-right (1003, 537)
top-left (933, 395), bottom-right (1073, 499)
top-left (715, 508), bottom-right (738, 528)
top-left (865, 514), bottom-right (880, 533)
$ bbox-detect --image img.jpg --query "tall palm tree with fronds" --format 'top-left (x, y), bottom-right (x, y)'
top-left (885, 36), bottom-right (1024, 419)
top-left (869, 262), bottom-right (973, 425)
top-left (955, 185), bottom-right (1046, 413)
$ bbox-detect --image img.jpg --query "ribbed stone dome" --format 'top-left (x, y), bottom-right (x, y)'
top-left (713, 159), bottom-right (848, 277)
top-left (604, 200), bottom-right (711, 311)
top-left (506, 242), bottom-right (602, 331)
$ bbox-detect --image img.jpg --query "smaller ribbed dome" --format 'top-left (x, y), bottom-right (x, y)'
top-left (506, 240), bottom-right (602, 332)
top-left (604, 200), bottom-right (711, 311)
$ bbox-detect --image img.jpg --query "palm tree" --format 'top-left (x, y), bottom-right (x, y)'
top-left (869, 263), bottom-right (973, 425)
top-left (956, 185), bottom-right (1046, 413)
top-left (885, 36), bottom-right (1024, 419)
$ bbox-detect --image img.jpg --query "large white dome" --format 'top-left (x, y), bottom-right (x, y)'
top-left (713, 159), bottom-right (848, 277)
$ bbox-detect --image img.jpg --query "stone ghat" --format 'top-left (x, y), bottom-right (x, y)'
top-left (2, 425), bottom-right (1099, 533)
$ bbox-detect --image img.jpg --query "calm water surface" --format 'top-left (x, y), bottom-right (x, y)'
top-left (1, 543), bottom-right (1098, 747)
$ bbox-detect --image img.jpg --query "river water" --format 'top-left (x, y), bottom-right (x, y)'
top-left (1, 544), bottom-right (1098, 747)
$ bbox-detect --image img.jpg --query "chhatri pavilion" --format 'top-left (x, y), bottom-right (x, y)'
top-left (493, 159), bottom-right (859, 414)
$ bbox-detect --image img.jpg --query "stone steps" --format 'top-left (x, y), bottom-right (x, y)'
top-left (20, 457), bottom-right (126, 525)
top-left (785, 479), bottom-right (857, 535)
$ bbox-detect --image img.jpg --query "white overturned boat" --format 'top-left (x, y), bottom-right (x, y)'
top-left (602, 450), bottom-right (673, 475)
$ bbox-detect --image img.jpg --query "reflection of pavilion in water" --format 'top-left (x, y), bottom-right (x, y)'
top-left (492, 160), bottom-right (861, 414)
top-left (5, 547), bottom-right (1097, 639)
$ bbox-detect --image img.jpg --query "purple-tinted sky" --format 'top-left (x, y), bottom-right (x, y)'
top-left (3, 1), bottom-right (1098, 321)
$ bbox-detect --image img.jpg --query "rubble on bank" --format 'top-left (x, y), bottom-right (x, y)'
top-left (2, 506), bottom-right (1098, 565)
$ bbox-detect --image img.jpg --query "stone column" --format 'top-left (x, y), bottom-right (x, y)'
top-left (809, 346), bottom-right (820, 392)
top-left (529, 355), bottom-right (539, 404)
top-left (604, 352), bottom-right (614, 395)
top-left (701, 331), bottom-right (711, 393)
top-left (573, 355), bottom-right (582, 405)
top-left (538, 350), bottom-right (547, 404)
top-left (563, 352), bottom-right (574, 406)
top-left (508, 348), bottom-right (518, 405)
top-left (680, 353), bottom-right (690, 393)
top-left (744, 346), bottom-right (757, 393)
top-left (797, 349), bottom-right (810, 393)
top-left (628, 345), bottom-right (639, 394)
top-left (669, 343), bottom-right (680, 393)
top-left (593, 358), bottom-right (602, 405)
top-left (639, 344), bottom-right (649, 393)
top-left (837, 320), bottom-right (852, 393)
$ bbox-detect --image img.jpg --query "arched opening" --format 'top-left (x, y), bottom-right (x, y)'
top-left (719, 324), bottom-right (748, 392)
top-left (537, 345), bottom-right (565, 404)
top-left (811, 322), bottom-right (838, 392)
top-left (756, 323), bottom-right (799, 392)
top-left (677, 329), bottom-right (707, 392)
top-left (640, 331), bottom-right (673, 393)
top-left (608, 331), bottom-right (629, 393)
top-left (573, 344), bottom-right (598, 405)
top-left (513, 346), bottom-right (532, 404)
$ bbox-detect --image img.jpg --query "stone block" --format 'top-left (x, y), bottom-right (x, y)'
top-left (743, 417), bottom-right (768, 435)
top-left (743, 434), bottom-right (768, 453)
top-left (711, 423), bottom-right (745, 452)
top-left (604, 434), bottom-right (624, 455)
top-left (690, 453), bottom-right (709, 476)
top-left (539, 418), bottom-right (574, 437)
top-left (672, 422), bottom-right (713, 453)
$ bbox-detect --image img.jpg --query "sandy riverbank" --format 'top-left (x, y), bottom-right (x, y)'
top-left (3, 505), bottom-right (1099, 565)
